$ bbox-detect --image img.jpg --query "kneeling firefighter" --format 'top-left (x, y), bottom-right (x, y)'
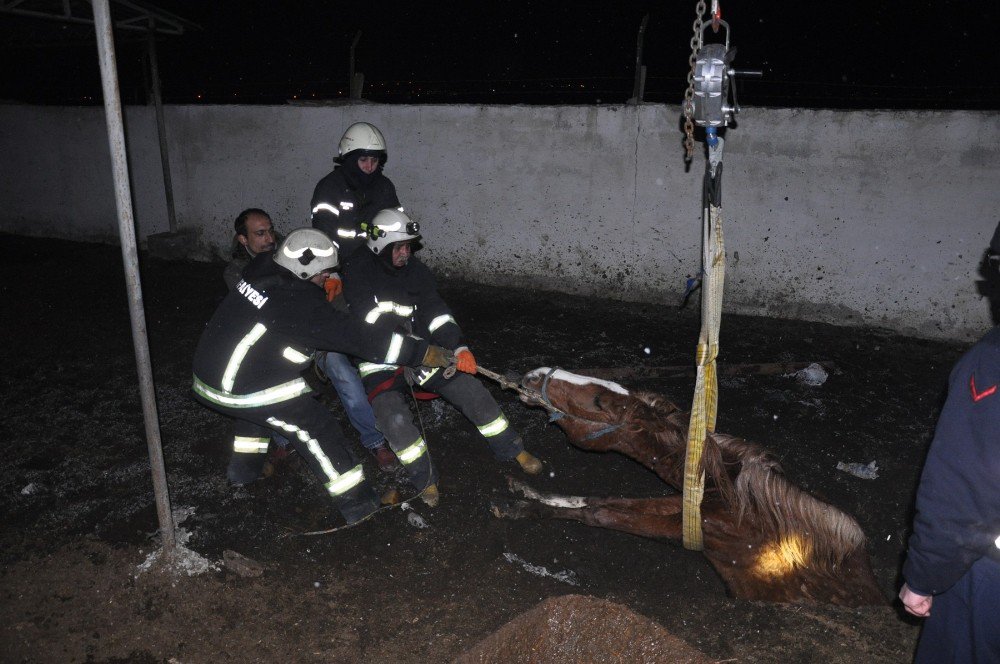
top-left (342, 209), bottom-right (542, 507)
top-left (192, 228), bottom-right (454, 524)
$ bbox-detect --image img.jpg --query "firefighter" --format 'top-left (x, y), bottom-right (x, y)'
top-left (342, 209), bottom-right (543, 508)
top-left (192, 228), bottom-right (454, 524)
top-left (310, 121), bottom-right (403, 470)
top-left (310, 121), bottom-right (402, 264)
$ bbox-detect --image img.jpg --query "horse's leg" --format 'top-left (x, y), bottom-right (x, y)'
top-left (494, 477), bottom-right (684, 541)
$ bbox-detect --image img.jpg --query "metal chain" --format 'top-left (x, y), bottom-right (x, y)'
top-left (682, 0), bottom-right (707, 162)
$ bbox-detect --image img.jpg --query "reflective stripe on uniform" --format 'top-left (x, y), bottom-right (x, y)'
top-left (266, 416), bottom-right (363, 495)
top-left (416, 367), bottom-right (439, 385)
top-left (337, 229), bottom-right (358, 239)
top-left (995, 533), bottom-right (1000, 549)
top-left (312, 203), bottom-right (339, 217)
top-left (397, 437), bottom-right (428, 465)
top-left (193, 375), bottom-right (312, 408)
top-left (478, 414), bottom-right (509, 438)
top-left (364, 300), bottom-right (416, 325)
top-left (385, 333), bottom-right (404, 364)
top-left (282, 347), bottom-right (311, 364)
top-left (326, 465), bottom-right (364, 496)
top-left (233, 436), bottom-right (269, 453)
top-left (359, 362), bottom-right (398, 377)
top-left (427, 314), bottom-right (456, 333)
top-left (222, 323), bottom-right (267, 391)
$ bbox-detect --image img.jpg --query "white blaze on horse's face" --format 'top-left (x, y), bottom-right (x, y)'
top-left (523, 368), bottom-right (630, 396)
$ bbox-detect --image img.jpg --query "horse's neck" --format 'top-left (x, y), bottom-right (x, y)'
top-left (615, 420), bottom-right (690, 489)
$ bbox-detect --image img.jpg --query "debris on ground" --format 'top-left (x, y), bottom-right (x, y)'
top-left (836, 460), bottom-right (879, 479)
top-left (223, 550), bottom-right (265, 577)
top-left (791, 362), bottom-right (829, 386)
top-left (502, 552), bottom-right (579, 586)
top-left (406, 512), bottom-right (429, 529)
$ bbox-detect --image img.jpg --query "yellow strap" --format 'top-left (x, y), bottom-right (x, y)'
top-left (683, 202), bottom-right (725, 550)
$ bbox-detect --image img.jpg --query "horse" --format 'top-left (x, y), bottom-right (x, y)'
top-left (491, 367), bottom-right (885, 606)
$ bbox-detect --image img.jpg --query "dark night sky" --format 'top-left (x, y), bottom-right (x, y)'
top-left (2, 0), bottom-right (999, 109)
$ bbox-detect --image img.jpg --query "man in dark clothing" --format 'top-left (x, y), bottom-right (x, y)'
top-left (342, 209), bottom-right (542, 508)
top-left (192, 228), bottom-right (454, 524)
top-left (899, 223), bottom-right (1000, 662)
top-left (310, 121), bottom-right (403, 470)
top-left (223, 208), bottom-right (277, 290)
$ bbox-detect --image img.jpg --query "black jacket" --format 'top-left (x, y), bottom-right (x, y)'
top-left (903, 325), bottom-right (1000, 595)
top-left (342, 250), bottom-right (464, 354)
top-left (310, 164), bottom-right (400, 262)
top-left (193, 252), bottom-right (428, 401)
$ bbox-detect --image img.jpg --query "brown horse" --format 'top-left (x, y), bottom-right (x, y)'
top-left (492, 367), bottom-right (884, 606)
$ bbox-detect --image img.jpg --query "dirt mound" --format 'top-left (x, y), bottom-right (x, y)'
top-left (455, 594), bottom-right (712, 663)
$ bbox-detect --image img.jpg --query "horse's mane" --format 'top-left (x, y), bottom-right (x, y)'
top-left (632, 390), bottom-right (867, 565)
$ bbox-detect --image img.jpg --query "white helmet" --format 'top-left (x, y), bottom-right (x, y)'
top-left (366, 209), bottom-right (421, 255)
top-left (274, 228), bottom-right (339, 279)
top-left (338, 122), bottom-right (388, 163)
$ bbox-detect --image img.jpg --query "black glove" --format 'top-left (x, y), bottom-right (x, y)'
top-left (422, 345), bottom-right (455, 368)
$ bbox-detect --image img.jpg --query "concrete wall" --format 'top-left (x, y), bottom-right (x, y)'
top-left (1, 103), bottom-right (997, 340)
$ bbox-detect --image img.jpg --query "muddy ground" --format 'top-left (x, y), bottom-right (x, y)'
top-left (0, 234), bottom-right (977, 663)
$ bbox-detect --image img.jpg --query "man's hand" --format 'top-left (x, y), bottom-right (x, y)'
top-left (422, 345), bottom-right (455, 368)
top-left (324, 275), bottom-right (343, 302)
top-left (899, 584), bottom-right (932, 617)
top-left (456, 348), bottom-right (477, 374)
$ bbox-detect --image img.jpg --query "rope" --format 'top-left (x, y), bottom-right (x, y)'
top-left (682, 161), bottom-right (726, 551)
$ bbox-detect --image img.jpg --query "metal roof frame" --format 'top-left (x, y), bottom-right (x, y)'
top-left (0, 0), bottom-right (198, 35)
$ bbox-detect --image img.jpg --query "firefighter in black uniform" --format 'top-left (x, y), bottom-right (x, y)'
top-left (192, 228), bottom-right (454, 524)
top-left (342, 209), bottom-right (543, 507)
top-left (310, 121), bottom-right (402, 264)
top-left (898, 224), bottom-right (1000, 662)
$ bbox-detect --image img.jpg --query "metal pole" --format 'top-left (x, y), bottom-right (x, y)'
top-left (92, 0), bottom-right (175, 550)
top-left (631, 14), bottom-right (649, 102)
top-left (147, 20), bottom-right (177, 233)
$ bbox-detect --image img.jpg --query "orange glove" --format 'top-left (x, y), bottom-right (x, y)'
top-left (324, 275), bottom-right (343, 302)
top-left (456, 348), bottom-right (477, 374)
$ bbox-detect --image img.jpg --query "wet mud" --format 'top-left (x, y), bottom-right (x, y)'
top-left (0, 234), bottom-right (968, 662)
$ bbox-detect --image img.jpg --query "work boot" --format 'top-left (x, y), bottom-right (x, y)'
top-left (420, 483), bottom-right (440, 507)
top-left (515, 450), bottom-right (543, 475)
top-left (371, 443), bottom-right (399, 472)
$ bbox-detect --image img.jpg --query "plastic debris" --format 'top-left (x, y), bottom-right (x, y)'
top-left (502, 552), bottom-right (579, 586)
top-left (836, 460), bottom-right (879, 480)
top-left (792, 363), bottom-right (828, 386)
top-left (407, 512), bottom-right (429, 529)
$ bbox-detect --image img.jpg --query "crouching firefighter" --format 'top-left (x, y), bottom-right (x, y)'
top-left (192, 228), bottom-right (454, 524)
top-left (342, 209), bottom-right (543, 507)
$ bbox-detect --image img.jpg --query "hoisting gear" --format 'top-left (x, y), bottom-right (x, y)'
top-left (678, 1), bottom-right (757, 551)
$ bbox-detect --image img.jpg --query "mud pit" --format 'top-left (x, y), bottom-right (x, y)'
top-left (1, 234), bottom-right (968, 662)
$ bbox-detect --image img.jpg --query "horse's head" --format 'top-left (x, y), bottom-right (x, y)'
top-left (520, 367), bottom-right (660, 451)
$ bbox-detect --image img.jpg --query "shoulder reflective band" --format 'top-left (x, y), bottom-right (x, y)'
top-left (397, 436), bottom-right (428, 465)
top-left (339, 201), bottom-right (354, 210)
top-left (282, 347), bottom-right (311, 364)
top-left (193, 375), bottom-right (312, 408)
top-left (233, 436), bottom-right (269, 453)
top-left (428, 314), bottom-right (457, 333)
top-left (478, 414), bottom-right (509, 437)
top-left (384, 333), bottom-right (404, 364)
top-left (312, 203), bottom-right (340, 217)
top-left (266, 416), bottom-right (364, 496)
top-left (337, 229), bottom-right (358, 239)
top-left (222, 323), bottom-right (267, 391)
top-left (359, 362), bottom-right (398, 377)
top-left (417, 367), bottom-right (439, 385)
top-left (364, 301), bottom-right (416, 325)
